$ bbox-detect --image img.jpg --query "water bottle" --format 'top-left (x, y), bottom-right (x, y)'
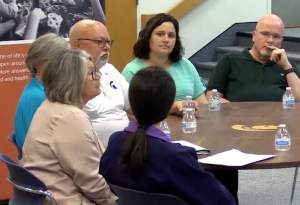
top-left (182, 96), bottom-right (194, 113)
top-left (159, 120), bottom-right (171, 140)
top-left (275, 124), bottom-right (291, 151)
top-left (182, 96), bottom-right (197, 133)
top-left (208, 89), bottom-right (221, 111)
top-left (282, 87), bottom-right (295, 109)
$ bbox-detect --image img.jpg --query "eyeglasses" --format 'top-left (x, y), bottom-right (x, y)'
top-left (257, 31), bottom-right (282, 41)
top-left (78, 38), bottom-right (114, 47)
top-left (88, 68), bottom-right (101, 80)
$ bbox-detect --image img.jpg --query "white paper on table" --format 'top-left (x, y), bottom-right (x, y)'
top-left (172, 140), bottom-right (209, 152)
top-left (198, 149), bottom-right (276, 166)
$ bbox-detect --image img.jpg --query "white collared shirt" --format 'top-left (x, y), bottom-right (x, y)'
top-left (84, 63), bottom-right (129, 122)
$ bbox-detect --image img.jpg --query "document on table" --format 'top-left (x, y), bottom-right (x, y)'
top-left (172, 140), bottom-right (209, 152)
top-left (198, 149), bottom-right (276, 166)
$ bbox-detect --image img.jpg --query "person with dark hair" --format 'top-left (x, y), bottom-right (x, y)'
top-left (100, 66), bottom-right (236, 205)
top-left (122, 13), bottom-right (207, 115)
top-left (22, 48), bottom-right (117, 205)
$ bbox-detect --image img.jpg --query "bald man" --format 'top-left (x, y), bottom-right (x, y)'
top-left (206, 14), bottom-right (300, 203)
top-left (207, 14), bottom-right (300, 102)
top-left (69, 20), bottom-right (130, 147)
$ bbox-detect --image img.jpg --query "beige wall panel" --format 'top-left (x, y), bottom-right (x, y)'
top-left (106, 0), bottom-right (137, 71)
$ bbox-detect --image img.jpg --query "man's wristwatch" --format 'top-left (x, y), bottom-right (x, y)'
top-left (283, 67), bottom-right (296, 76)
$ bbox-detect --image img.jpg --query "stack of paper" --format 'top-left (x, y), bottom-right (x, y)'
top-left (172, 140), bottom-right (209, 152)
top-left (198, 149), bottom-right (276, 166)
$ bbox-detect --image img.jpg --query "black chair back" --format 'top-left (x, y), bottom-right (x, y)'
top-left (109, 183), bottom-right (190, 205)
top-left (0, 153), bottom-right (57, 205)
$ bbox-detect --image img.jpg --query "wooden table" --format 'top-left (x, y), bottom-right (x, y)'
top-left (168, 102), bottom-right (300, 204)
top-left (168, 102), bottom-right (300, 169)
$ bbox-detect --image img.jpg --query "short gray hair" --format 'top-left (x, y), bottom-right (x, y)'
top-left (26, 33), bottom-right (68, 75)
top-left (42, 49), bottom-right (91, 107)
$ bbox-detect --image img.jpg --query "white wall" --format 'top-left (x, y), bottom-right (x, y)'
top-left (138, 0), bottom-right (272, 57)
top-left (139, 0), bottom-right (182, 14)
top-left (137, 0), bottom-right (182, 34)
top-left (180, 0), bottom-right (271, 57)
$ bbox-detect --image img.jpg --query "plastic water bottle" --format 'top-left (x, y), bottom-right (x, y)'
top-left (275, 124), bottom-right (291, 151)
top-left (208, 89), bottom-right (221, 111)
top-left (282, 87), bottom-right (295, 109)
top-left (182, 96), bottom-right (194, 113)
top-left (159, 120), bottom-right (171, 140)
top-left (182, 96), bottom-right (197, 133)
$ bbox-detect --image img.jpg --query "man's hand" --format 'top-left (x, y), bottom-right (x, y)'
top-left (267, 45), bottom-right (292, 70)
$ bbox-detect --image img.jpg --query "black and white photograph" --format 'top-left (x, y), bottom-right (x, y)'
top-left (0, 0), bottom-right (105, 41)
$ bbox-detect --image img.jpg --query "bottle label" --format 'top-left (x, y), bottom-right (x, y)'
top-left (275, 140), bottom-right (290, 146)
top-left (181, 122), bottom-right (197, 129)
top-left (283, 96), bottom-right (295, 109)
top-left (208, 99), bottom-right (221, 111)
top-left (286, 99), bottom-right (295, 106)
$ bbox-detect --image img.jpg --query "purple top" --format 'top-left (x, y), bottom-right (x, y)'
top-left (124, 122), bottom-right (170, 142)
top-left (100, 123), bottom-right (237, 205)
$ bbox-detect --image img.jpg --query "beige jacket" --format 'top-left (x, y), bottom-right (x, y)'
top-left (22, 100), bottom-right (117, 205)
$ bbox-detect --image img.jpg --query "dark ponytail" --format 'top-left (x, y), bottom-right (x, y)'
top-left (120, 66), bottom-right (175, 175)
top-left (121, 127), bottom-right (148, 174)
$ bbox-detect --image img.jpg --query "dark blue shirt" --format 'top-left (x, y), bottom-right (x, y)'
top-left (100, 122), bottom-right (236, 205)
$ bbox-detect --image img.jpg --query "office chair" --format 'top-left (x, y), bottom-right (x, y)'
top-left (109, 183), bottom-right (190, 205)
top-left (0, 153), bottom-right (57, 205)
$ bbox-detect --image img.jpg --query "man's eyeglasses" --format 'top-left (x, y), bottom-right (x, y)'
top-left (88, 69), bottom-right (101, 80)
top-left (78, 38), bottom-right (113, 47)
top-left (257, 31), bottom-right (282, 41)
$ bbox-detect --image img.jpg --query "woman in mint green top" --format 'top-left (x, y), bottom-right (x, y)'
top-left (122, 13), bottom-right (207, 114)
top-left (123, 57), bottom-right (205, 101)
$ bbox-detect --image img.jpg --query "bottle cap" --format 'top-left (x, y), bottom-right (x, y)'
top-left (286, 87), bottom-right (291, 90)
top-left (212, 89), bottom-right (218, 92)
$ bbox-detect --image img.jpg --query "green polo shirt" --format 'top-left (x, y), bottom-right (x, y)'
top-left (207, 49), bottom-right (293, 102)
